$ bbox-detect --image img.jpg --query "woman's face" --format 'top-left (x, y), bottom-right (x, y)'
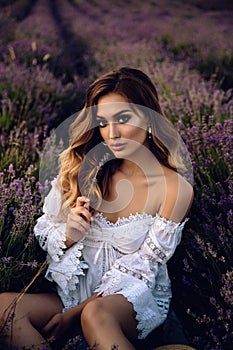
top-left (96, 93), bottom-right (148, 159)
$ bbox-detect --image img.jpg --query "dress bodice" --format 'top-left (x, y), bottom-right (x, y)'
top-left (84, 212), bottom-right (153, 255)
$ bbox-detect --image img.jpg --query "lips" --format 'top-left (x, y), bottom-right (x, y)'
top-left (109, 142), bottom-right (126, 151)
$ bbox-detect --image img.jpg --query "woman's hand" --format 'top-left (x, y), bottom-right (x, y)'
top-left (65, 196), bottom-right (93, 247)
top-left (42, 311), bottom-right (73, 341)
top-left (42, 293), bottom-right (99, 341)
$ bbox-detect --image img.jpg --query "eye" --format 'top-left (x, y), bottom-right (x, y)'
top-left (117, 115), bottom-right (130, 124)
top-left (97, 119), bottom-right (108, 128)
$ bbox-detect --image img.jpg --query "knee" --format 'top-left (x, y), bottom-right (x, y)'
top-left (0, 293), bottom-right (16, 326)
top-left (0, 292), bottom-right (14, 313)
top-left (81, 298), bottom-right (110, 331)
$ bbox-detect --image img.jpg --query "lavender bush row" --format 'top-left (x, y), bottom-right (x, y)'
top-left (1, 0), bottom-right (231, 131)
top-left (0, 0), bottom-right (36, 45)
top-left (0, 3), bottom-right (89, 136)
top-left (68, 0), bottom-right (233, 89)
top-left (0, 0), bottom-right (90, 88)
top-left (63, 1), bottom-right (232, 123)
top-left (0, 121), bottom-right (48, 174)
top-left (4, 0), bottom-right (36, 21)
top-left (10, 0), bottom-right (70, 79)
top-left (69, 0), bottom-right (232, 49)
top-left (148, 61), bottom-right (233, 124)
top-left (2, 0), bottom-right (232, 98)
top-left (91, 53), bottom-right (233, 123)
top-left (0, 60), bottom-right (86, 132)
top-left (169, 117), bottom-right (233, 349)
top-left (0, 164), bottom-right (49, 293)
top-left (64, 21), bottom-right (233, 126)
top-left (3, 0), bottom-right (76, 66)
top-left (0, 0), bottom-right (92, 126)
top-left (0, 122), bottom-right (62, 292)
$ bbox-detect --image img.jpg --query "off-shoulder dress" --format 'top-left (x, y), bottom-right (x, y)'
top-left (34, 177), bottom-right (187, 339)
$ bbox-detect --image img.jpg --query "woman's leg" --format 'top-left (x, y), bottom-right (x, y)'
top-left (0, 291), bottom-right (63, 349)
top-left (81, 294), bottom-right (138, 350)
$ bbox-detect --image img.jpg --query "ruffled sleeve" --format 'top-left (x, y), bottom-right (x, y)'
top-left (34, 177), bottom-right (68, 260)
top-left (95, 214), bottom-right (187, 338)
top-left (34, 177), bottom-right (88, 293)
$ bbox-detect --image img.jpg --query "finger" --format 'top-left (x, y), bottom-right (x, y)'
top-left (83, 201), bottom-right (90, 210)
top-left (42, 318), bottom-right (57, 334)
top-left (69, 210), bottom-right (92, 225)
top-left (76, 196), bottom-right (90, 207)
top-left (68, 214), bottom-right (91, 232)
top-left (70, 216), bottom-right (91, 233)
top-left (78, 219), bottom-right (91, 232)
top-left (71, 206), bottom-right (92, 222)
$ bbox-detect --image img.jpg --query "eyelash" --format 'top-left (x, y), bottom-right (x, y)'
top-left (97, 115), bottom-right (130, 128)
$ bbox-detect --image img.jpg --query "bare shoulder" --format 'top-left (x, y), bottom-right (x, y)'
top-left (169, 171), bottom-right (194, 203)
top-left (158, 168), bottom-right (194, 223)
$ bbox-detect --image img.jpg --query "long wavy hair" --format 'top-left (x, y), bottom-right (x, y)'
top-left (57, 67), bottom-right (182, 216)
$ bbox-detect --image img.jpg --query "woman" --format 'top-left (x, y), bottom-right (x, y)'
top-left (0, 67), bottom-right (193, 350)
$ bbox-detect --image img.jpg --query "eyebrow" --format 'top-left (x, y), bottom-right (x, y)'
top-left (96, 109), bottom-right (132, 119)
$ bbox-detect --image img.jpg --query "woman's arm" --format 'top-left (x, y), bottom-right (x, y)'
top-left (34, 178), bottom-right (92, 257)
top-left (34, 178), bottom-right (89, 294)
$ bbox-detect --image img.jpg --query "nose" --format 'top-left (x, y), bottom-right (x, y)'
top-left (109, 122), bottom-right (120, 139)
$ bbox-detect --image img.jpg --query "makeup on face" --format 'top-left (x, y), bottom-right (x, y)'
top-left (96, 93), bottom-right (148, 157)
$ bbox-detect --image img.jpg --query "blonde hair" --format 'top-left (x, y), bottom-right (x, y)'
top-left (57, 67), bottom-right (185, 215)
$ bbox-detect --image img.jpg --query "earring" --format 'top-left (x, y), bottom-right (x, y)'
top-left (148, 126), bottom-right (152, 139)
top-left (102, 141), bottom-right (108, 146)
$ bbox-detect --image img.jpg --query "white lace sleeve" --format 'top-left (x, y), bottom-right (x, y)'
top-left (95, 214), bottom-right (187, 338)
top-left (96, 214), bottom-right (187, 292)
top-left (139, 214), bottom-right (187, 268)
top-left (34, 177), bottom-right (88, 293)
top-left (34, 177), bottom-right (67, 261)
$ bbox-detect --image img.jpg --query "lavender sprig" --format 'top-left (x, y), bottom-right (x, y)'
top-left (85, 152), bottom-right (110, 202)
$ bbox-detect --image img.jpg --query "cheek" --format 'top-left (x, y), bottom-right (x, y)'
top-left (124, 126), bottom-right (147, 142)
top-left (99, 128), bottom-right (107, 140)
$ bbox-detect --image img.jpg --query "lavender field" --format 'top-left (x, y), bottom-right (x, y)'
top-left (0, 0), bottom-right (232, 349)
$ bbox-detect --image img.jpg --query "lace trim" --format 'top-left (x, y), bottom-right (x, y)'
top-left (97, 280), bottom-right (169, 339)
top-left (94, 211), bottom-right (187, 227)
top-left (123, 290), bottom-right (170, 339)
top-left (155, 213), bottom-right (188, 227)
top-left (114, 261), bottom-right (153, 288)
top-left (94, 212), bottom-right (153, 227)
top-left (45, 243), bottom-right (88, 293)
top-left (38, 233), bottom-right (47, 248)
top-left (143, 236), bottom-right (167, 262)
top-left (155, 284), bottom-right (170, 293)
top-left (34, 217), bottom-right (67, 262)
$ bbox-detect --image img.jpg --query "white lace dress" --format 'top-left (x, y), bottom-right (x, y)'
top-left (34, 178), bottom-right (187, 339)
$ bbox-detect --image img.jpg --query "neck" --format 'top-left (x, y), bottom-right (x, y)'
top-left (120, 147), bottom-right (163, 178)
top-left (119, 159), bottom-right (142, 177)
